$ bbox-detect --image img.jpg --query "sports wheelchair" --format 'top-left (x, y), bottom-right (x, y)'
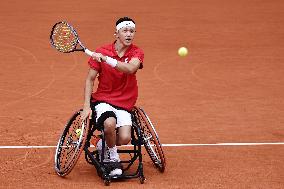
top-left (54, 106), bottom-right (166, 185)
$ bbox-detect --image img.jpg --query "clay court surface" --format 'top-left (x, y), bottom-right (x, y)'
top-left (1, 0), bottom-right (284, 188)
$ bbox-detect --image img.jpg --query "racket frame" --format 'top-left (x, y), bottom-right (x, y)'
top-left (50, 21), bottom-right (93, 56)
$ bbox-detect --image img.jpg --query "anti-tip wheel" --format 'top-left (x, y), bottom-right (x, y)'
top-left (139, 176), bottom-right (146, 184)
top-left (104, 179), bottom-right (111, 186)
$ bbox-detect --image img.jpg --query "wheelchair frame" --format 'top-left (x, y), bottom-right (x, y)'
top-left (54, 106), bottom-right (165, 186)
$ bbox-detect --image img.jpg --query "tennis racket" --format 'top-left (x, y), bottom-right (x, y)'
top-left (50, 21), bottom-right (94, 56)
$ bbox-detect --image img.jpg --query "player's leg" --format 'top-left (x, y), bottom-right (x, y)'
top-left (94, 103), bottom-right (117, 162)
top-left (94, 102), bottom-right (123, 176)
top-left (103, 117), bottom-right (122, 163)
top-left (107, 108), bottom-right (132, 176)
top-left (116, 125), bottom-right (131, 146)
top-left (104, 117), bottom-right (117, 148)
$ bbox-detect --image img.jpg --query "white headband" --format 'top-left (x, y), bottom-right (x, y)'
top-left (116, 21), bottom-right (135, 31)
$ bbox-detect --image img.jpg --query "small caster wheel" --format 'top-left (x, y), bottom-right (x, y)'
top-left (139, 176), bottom-right (146, 184)
top-left (104, 179), bottom-right (111, 186)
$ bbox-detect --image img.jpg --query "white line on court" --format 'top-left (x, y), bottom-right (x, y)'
top-left (0, 142), bottom-right (284, 149)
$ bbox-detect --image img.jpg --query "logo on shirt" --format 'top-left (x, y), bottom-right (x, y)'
top-left (124, 58), bottom-right (129, 63)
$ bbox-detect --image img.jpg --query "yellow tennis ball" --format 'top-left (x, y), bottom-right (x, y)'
top-left (75, 128), bottom-right (81, 137)
top-left (178, 47), bottom-right (188, 57)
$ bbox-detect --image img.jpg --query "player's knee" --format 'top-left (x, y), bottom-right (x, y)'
top-left (103, 117), bottom-right (116, 133)
top-left (118, 133), bottom-right (131, 145)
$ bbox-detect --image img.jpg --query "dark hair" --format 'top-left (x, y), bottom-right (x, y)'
top-left (116, 17), bottom-right (135, 26)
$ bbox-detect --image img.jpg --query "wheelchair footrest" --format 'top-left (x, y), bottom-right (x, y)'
top-left (84, 147), bottom-right (145, 185)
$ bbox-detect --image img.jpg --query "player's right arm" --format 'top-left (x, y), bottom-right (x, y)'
top-left (81, 68), bottom-right (98, 120)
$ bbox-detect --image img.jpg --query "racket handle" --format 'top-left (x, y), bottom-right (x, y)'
top-left (85, 49), bottom-right (103, 62)
top-left (84, 49), bottom-right (94, 56)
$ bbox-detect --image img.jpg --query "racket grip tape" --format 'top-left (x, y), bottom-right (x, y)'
top-left (84, 49), bottom-right (94, 56)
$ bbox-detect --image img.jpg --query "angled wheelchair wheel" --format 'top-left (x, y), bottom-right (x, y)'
top-left (133, 107), bottom-right (166, 172)
top-left (54, 110), bottom-right (90, 177)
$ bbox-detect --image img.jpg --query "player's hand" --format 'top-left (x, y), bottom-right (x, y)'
top-left (91, 53), bottom-right (106, 62)
top-left (80, 106), bottom-right (92, 120)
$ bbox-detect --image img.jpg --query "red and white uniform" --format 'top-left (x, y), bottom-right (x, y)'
top-left (88, 42), bottom-right (144, 111)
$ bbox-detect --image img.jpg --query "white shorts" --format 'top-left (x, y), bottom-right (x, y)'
top-left (94, 102), bottom-right (132, 128)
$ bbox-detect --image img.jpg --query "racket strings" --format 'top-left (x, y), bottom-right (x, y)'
top-left (51, 22), bottom-right (78, 53)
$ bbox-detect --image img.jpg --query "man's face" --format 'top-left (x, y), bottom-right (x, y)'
top-left (116, 26), bottom-right (136, 46)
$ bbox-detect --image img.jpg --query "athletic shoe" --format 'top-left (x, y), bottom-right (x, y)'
top-left (108, 146), bottom-right (122, 176)
top-left (109, 162), bottom-right (122, 176)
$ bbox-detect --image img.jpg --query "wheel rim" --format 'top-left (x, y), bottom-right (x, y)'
top-left (133, 107), bottom-right (166, 172)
